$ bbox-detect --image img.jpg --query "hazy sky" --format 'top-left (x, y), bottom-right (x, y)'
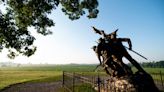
top-left (0, 0), bottom-right (164, 64)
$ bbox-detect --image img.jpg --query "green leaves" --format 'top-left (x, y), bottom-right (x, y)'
top-left (60, 0), bottom-right (99, 20)
top-left (8, 0), bottom-right (58, 35)
top-left (0, 10), bottom-right (36, 59)
top-left (0, 0), bottom-right (99, 59)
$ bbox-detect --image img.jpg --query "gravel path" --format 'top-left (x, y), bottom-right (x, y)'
top-left (0, 81), bottom-right (62, 92)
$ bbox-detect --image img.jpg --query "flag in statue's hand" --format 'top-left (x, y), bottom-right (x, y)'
top-left (92, 26), bottom-right (102, 35)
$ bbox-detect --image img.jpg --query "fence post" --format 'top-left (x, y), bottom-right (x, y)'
top-left (106, 81), bottom-right (108, 92)
top-left (73, 72), bottom-right (75, 92)
top-left (97, 74), bottom-right (101, 92)
top-left (160, 71), bottom-right (163, 86)
top-left (62, 71), bottom-right (65, 87)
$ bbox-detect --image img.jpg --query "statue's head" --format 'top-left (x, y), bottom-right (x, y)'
top-left (110, 29), bottom-right (118, 39)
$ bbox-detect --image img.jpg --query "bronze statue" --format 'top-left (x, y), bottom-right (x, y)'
top-left (92, 37), bottom-right (132, 77)
top-left (92, 38), bottom-right (123, 76)
top-left (93, 27), bottom-right (145, 74)
top-left (108, 30), bottom-right (145, 73)
top-left (92, 26), bottom-right (159, 92)
top-left (92, 26), bottom-right (145, 74)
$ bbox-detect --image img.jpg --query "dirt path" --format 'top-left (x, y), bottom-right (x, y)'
top-left (0, 81), bottom-right (62, 92)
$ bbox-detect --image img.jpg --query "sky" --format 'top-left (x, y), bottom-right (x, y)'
top-left (0, 0), bottom-right (164, 64)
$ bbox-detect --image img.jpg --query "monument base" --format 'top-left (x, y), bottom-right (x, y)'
top-left (105, 71), bottom-right (159, 92)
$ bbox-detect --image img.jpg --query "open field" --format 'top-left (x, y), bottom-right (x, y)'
top-left (132, 67), bottom-right (164, 82)
top-left (0, 64), bottom-right (97, 90)
top-left (0, 70), bottom-right (62, 90)
top-left (0, 64), bottom-right (97, 72)
top-left (0, 64), bottom-right (164, 90)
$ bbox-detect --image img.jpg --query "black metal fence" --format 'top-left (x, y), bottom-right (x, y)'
top-left (62, 71), bottom-right (164, 92)
top-left (62, 71), bottom-right (100, 92)
top-left (62, 71), bottom-right (134, 92)
top-left (150, 71), bottom-right (164, 91)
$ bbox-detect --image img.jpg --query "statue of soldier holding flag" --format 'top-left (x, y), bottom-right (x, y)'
top-left (92, 26), bottom-right (146, 76)
top-left (92, 26), bottom-right (159, 92)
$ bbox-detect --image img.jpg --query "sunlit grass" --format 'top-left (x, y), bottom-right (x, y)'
top-left (0, 64), bottom-right (97, 90)
top-left (74, 83), bottom-right (96, 92)
top-left (0, 65), bottom-right (164, 90)
top-left (132, 67), bottom-right (164, 82)
top-left (0, 70), bottom-right (62, 90)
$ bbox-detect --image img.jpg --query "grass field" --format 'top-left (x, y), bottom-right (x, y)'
top-left (0, 64), bottom-right (164, 90)
top-left (0, 64), bottom-right (97, 90)
top-left (0, 70), bottom-right (62, 90)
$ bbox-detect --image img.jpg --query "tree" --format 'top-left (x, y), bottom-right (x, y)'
top-left (0, 0), bottom-right (99, 59)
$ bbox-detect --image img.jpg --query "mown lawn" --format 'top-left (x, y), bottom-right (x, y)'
top-left (0, 64), bottom-right (97, 90)
top-left (0, 64), bottom-right (164, 90)
top-left (0, 70), bottom-right (62, 90)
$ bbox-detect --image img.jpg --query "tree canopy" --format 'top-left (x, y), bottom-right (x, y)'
top-left (0, 0), bottom-right (99, 59)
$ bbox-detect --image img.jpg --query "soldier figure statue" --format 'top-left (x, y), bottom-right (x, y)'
top-left (92, 26), bottom-right (145, 77)
top-left (91, 26), bottom-right (159, 92)
top-left (92, 37), bottom-right (132, 77)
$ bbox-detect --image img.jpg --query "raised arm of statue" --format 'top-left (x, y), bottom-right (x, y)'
top-left (119, 38), bottom-right (132, 50)
top-left (92, 26), bottom-right (101, 35)
top-left (92, 26), bottom-right (107, 38)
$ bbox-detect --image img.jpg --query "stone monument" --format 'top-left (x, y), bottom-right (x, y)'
top-left (92, 27), bottom-right (159, 92)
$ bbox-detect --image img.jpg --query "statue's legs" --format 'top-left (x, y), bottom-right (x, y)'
top-left (111, 55), bottom-right (132, 75)
top-left (104, 58), bottom-right (130, 77)
top-left (103, 58), bottom-right (116, 76)
top-left (104, 67), bottom-right (111, 75)
top-left (122, 63), bottom-right (133, 75)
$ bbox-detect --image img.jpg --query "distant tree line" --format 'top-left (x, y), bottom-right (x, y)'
top-left (128, 60), bottom-right (164, 68)
top-left (140, 60), bottom-right (164, 68)
top-left (0, 62), bottom-right (21, 67)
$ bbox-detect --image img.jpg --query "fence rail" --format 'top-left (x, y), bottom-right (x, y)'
top-left (62, 71), bottom-right (164, 92)
top-left (62, 71), bottom-right (102, 92)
